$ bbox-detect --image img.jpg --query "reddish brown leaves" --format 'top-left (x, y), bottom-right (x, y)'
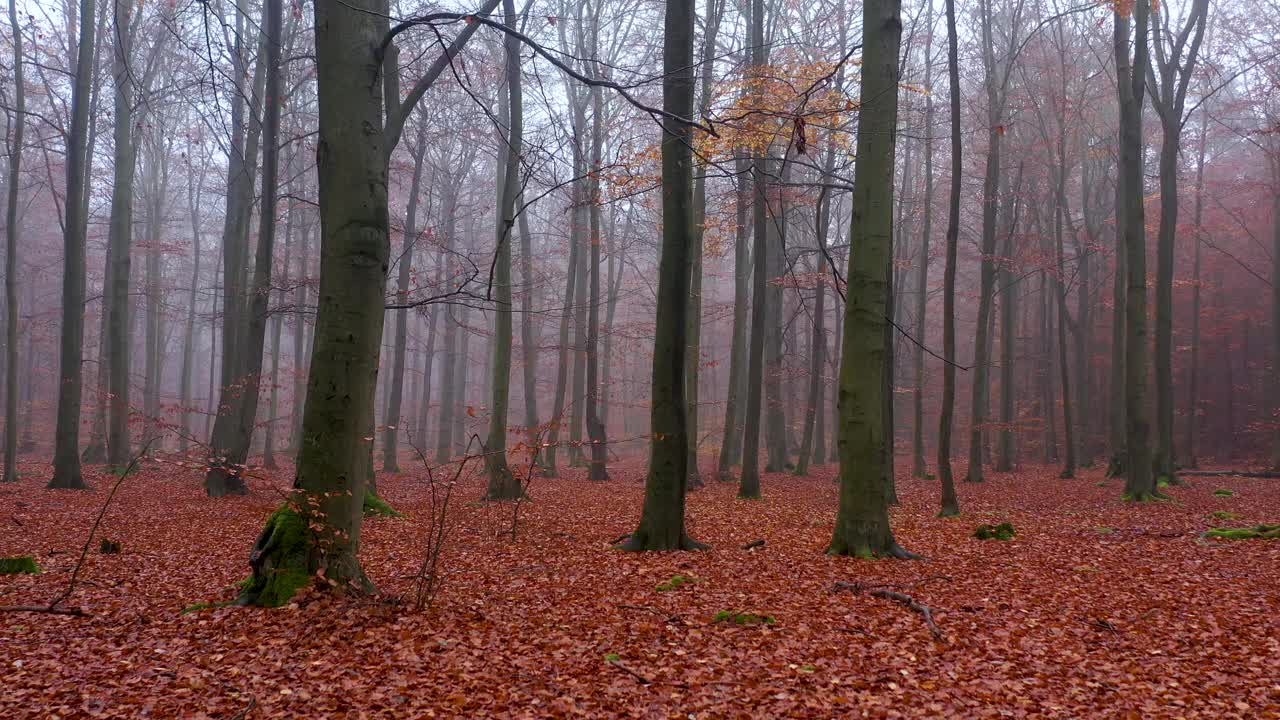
top-left (1, 460), bottom-right (1278, 716)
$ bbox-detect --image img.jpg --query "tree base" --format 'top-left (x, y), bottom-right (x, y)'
top-left (47, 472), bottom-right (88, 490)
top-left (826, 536), bottom-right (921, 560)
top-left (686, 472), bottom-right (703, 489)
top-left (1106, 454), bottom-right (1126, 478)
top-left (81, 441), bottom-right (106, 465)
top-left (238, 505), bottom-right (372, 607)
top-left (618, 531), bottom-right (708, 552)
top-left (1059, 468), bottom-right (1075, 479)
top-left (205, 468), bottom-right (248, 497)
top-left (1123, 489), bottom-right (1171, 503)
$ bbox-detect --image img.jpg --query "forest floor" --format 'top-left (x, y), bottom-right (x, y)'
top-left (1, 457), bottom-right (1278, 718)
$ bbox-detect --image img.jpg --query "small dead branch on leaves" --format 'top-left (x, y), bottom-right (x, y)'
top-left (228, 695), bottom-right (257, 720)
top-left (606, 657), bottom-right (652, 685)
top-left (616, 603), bottom-right (682, 624)
top-left (832, 580), bottom-right (945, 641)
top-left (742, 539), bottom-right (765, 550)
top-left (0, 441), bottom-right (153, 619)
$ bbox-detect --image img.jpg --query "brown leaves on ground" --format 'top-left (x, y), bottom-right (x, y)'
top-left (2, 459), bottom-right (1279, 718)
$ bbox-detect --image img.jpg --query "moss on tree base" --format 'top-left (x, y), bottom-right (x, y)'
top-left (0, 555), bottom-right (40, 574)
top-left (238, 506), bottom-right (311, 607)
top-left (362, 490), bottom-right (403, 517)
top-left (1123, 490), bottom-right (1172, 502)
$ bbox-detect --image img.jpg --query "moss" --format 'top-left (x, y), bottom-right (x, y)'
top-left (604, 652), bottom-right (621, 663)
top-left (180, 600), bottom-right (233, 614)
top-left (1095, 481), bottom-right (1109, 488)
top-left (0, 555), bottom-right (39, 574)
top-left (713, 610), bottom-right (776, 626)
top-left (362, 490), bottom-right (403, 518)
top-left (238, 506), bottom-right (311, 607)
top-left (1094, 526), bottom-right (1114, 535)
top-left (1156, 476), bottom-right (1171, 488)
top-left (1213, 488), bottom-right (1235, 497)
top-left (1124, 490), bottom-right (1171, 502)
top-left (1211, 510), bottom-right (1241, 521)
top-left (655, 574), bottom-right (698, 592)
top-left (973, 522), bottom-right (1016, 541)
top-left (1205, 523), bottom-right (1280, 540)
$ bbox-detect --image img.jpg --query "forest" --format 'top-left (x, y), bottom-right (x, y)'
top-left (1, 0), bottom-right (1278, 715)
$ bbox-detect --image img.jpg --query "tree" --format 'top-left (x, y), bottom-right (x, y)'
top-left (485, 0), bottom-right (525, 499)
top-left (912, 0), bottom-right (936, 480)
top-left (3, 0), bottom-right (24, 483)
top-left (383, 121), bottom-right (429, 474)
top-left (935, 0), bottom-right (962, 517)
top-left (204, 2), bottom-right (268, 496)
top-left (828, 0), bottom-right (916, 558)
top-left (1115, 1), bottom-right (1157, 501)
top-left (738, 0), bottom-right (767, 500)
top-left (240, 0), bottom-right (387, 604)
top-left (48, 0), bottom-right (97, 490)
top-left (620, 0), bottom-right (705, 552)
top-left (1148, 0), bottom-right (1210, 484)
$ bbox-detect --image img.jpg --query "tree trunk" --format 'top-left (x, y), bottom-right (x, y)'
top-left (383, 123), bottom-right (429, 474)
top-left (3, 0), bottom-right (23, 482)
top-left (935, 0), bottom-right (961, 517)
top-left (716, 155), bottom-right (750, 481)
top-left (205, 8), bottom-right (268, 496)
top-left (1117, 3), bottom-right (1156, 501)
top-left (912, 1), bottom-right (934, 478)
top-left (240, 0), bottom-right (386, 606)
top-left (621, 0), bottom-right (705, 552)
top-left (738, 0), bottom-right (768, 500)
top-left (485, 0), bottom-right (524, 499)
top-left (48, 0), bottom-right (96, 490)
top-left (829, 0), bottom-right (914, 557)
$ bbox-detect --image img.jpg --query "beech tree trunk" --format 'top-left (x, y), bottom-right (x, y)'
top-left (485, 0), bottom-right (525, 499)
top-left (829, 0), bottom-right (913, 558)
top-left (240, 0), bottom-right (388, 605)
top-left (935, 0), bottom-right (961, 517)
top-left (3, 0), bottom-right (23, 482)
top-left (622, 0), bottom-right (705, 552)
top-left (49, 0), bottom-right (97, 490)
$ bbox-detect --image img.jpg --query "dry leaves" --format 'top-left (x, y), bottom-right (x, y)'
top-left (2, 459), bottom-right (1279, 718)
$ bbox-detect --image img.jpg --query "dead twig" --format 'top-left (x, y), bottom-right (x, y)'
top-left (606, 658), bottom-right (651, 685)
top-left (833, 581), bottom-right (945, 641)
top-left (616, 603), bottom-right (682, 624)
top-left (742, 539), bottom-right (765, 550)
top-left (0, 604), bottom-right (88, 616)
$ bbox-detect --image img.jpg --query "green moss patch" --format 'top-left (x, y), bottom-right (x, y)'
top-left (180, 600), bottom-right (234, 614)
top-left (1211, 510), bottom-right (1241, 521)
top-left (655, 574), bottom-right (698, 592)
top-left (238, 506), bottom-right (311, 607)
top-left (974, 522), bottom-right (1016, 541)
top-left (1205, 523), bottom-right (1280, 540)
top-left (0, 555), bottom-right (39, 574)
top-left (713, 610), bottom-right (776, 626)
top-left (363, 491), bottom-right (403, 518)
top-left (1213, 488), bottom-right (1235, 497)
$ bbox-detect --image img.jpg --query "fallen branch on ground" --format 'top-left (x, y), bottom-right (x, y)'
top-left (617, 603), bottom-right (682, 624)
top-left (833, 580), bottom-right (945, 641)
top-left (0, 604), bottom-right (88, 616)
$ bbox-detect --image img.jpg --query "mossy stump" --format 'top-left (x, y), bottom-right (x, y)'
top-left (238, 507), bottom-right (311, 607)
top-left (974, 522), bottom-right (1016, 541)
